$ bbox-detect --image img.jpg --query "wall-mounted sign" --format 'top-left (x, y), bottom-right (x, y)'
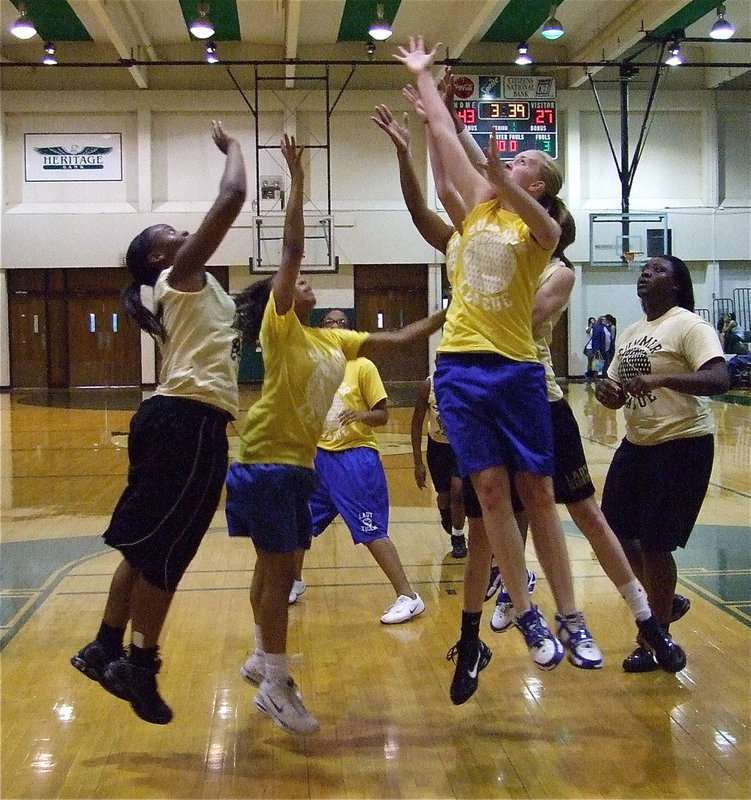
top-left (24, 132), bottom-right (122, 182)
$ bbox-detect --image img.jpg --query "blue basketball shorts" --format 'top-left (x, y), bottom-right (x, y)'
top-left (225, 462), bottom-right (317, 553)
top-left (433, 352), bottom-right (554, 479)
top-left (310, 446), bottom-right (389, 545)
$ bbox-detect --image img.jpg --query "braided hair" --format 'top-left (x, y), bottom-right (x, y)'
top-left (233, 277), bottom-right (273, 346)
top-left (121, 225), bottom-right (167, 342)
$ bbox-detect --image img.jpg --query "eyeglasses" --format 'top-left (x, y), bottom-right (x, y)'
top-left (323, 318), bottom-right (348, 327)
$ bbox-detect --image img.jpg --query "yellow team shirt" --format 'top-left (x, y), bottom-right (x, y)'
top-left (438, 200), bottom-right (553, 362)
top-left (236, 295), bottom-right (368, 468)
top-left (317, 357), bottom-right (387, 453)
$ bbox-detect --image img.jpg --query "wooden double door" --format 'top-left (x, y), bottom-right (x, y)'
top-left (8, 268), bottom-right (141, 389)
top-left (354, 264), bottom-right (429, 381)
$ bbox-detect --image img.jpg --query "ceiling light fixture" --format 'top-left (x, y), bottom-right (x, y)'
top-left (368, 3), bottom-right (392, 42)
top-left (541, 5), bottom-right (564, 40)
top-left (665, 43), bottom-right (683, 67)
top-left (189, 2), bottom-right (215, 39)
top-left (42, 42), bottom-right (57, 66)
top-left (10, 2), bottom-right (37, 40)
top-left (205, 41), bottom-right (219, 64)
top-left (515, 43), bottom-right (533, 66)
top-left (709, 4), bottom-right (735, 40)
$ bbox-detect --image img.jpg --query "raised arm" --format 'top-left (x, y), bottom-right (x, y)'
top-left (410, 377), bottom-right (430, 489)
top-left (394, 37), bottom-right (492, 212)
top-left (401, 85), bottom-right (467, 231)
top-left (169, 121), bottom-right (247, 291)
top-left (441, 67), bottom-right (487, 170)
top-left (271, 134), bottom-right (305, 315)
top-left (371, 103), bottom-right (455, 252)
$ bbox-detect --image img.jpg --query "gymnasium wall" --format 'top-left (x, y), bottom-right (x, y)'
top-left (1, 87), bottom-right (749, 387)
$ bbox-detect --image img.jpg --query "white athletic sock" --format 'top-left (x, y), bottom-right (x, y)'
top-left (254, 624), bottom-right (265, 656)
top-left (452, 527), bottom-right (465, 537)
top-left (618, 578), bottom-right (652, 622)
top-left (264, 653), bottom-right (289, 686)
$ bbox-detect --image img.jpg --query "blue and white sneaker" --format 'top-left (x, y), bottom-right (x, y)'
top-left (515, 605), bottom-right (564, 670)
top-left (489, 569), bottom-right (537, 632)
top-left (555, 611), bottom-right (603, 669)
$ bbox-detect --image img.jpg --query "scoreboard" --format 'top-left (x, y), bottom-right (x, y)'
top-left (451, 75), bottom-right (558, 159)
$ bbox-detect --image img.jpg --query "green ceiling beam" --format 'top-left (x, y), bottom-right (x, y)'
top-left (651, 0), bottom-right (721, 38)
top-left (338, 0), bottom-right (403, 42)
top-left (9, 0), bottom-right (91, 42)
top-left (482, 0), bottom-right (565, 43)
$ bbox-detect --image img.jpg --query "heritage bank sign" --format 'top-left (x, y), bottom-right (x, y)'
top-left (24, 133), bottom-right (122, 182)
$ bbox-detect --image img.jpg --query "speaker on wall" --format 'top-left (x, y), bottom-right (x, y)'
top-left (647, 228), bottom-right (673, 257)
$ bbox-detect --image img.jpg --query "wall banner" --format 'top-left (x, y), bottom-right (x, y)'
top-left (24, 133), bottom-right (122, 182)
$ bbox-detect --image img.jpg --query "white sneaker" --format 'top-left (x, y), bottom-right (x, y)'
top-left (515, 605), bottom-right (564, 671)
top-left (255, 678), bottom-right (319, 735)
top-left (288, 579), bottom-right (306, 605)
top-left (380, 593), bottom-right (425, 624)
top-left (489, 570), bottom-right (535, 633)
top-left (555, 611), bottom-right (603, 669)
top-left (240, 653), bottom-right (265, 686)
top-left (490, 599), bottom-right (516, 632)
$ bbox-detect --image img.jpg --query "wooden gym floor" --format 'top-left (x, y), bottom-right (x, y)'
top-left (1, 382), bottom-right (749, 799)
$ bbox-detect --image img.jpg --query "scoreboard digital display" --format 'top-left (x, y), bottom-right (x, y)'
top-left (451, 75), bottom-right (558, 159)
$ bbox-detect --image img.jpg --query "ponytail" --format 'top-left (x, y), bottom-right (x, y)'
top-left (123, 226), bottom-right (167, 342)
top-left (234, 277), bottom-right (273, 346)
top-left (121, 281), bottom-right (166, 342)
top-left (550, 198), bottom-right (576, 269)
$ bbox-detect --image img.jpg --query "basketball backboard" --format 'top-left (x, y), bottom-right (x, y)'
top-left (589, 212), bottom-right (670, 267)
top-left (249, 215), bottom-right (337, 274)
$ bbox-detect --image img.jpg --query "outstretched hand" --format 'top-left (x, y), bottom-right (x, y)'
top-left (438, 66), bottom-right (455, 109)
top-left (402, 84), bottom-right (428, 122)
top-left (393, 35), bottom-right (441, 75)
top-left (483, 131), bottom-right (508, 185)
top-left (280, 133), bottom-right (304, 178)
top-left (211, 120), bottom-right (234, 154)
top-left (371, 104), bottom-right (411, 152)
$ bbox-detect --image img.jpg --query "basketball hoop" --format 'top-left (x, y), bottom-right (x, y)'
top-left (621, 250), bottom-right (642, 264)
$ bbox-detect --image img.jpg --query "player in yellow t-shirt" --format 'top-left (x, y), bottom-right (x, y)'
top-left (289, 310), bottom-right (425, 625)
top-left (226, 136), bottom-right (445, 735)
top-left (394, 39), bottom-right (595, 703)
